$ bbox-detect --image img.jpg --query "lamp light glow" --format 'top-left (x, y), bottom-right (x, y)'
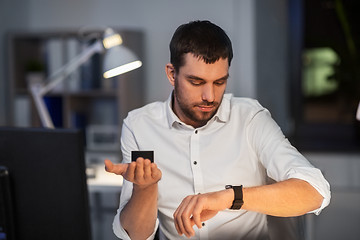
top-left (103, 33), bottom-right (123, 49)
top-left (103, 60), bottom-right (142, 79)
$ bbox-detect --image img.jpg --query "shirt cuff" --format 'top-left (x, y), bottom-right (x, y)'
top-left (113, 208), bottom-right (159, 240)
top-left (287, 167), bottom-right (331, 215)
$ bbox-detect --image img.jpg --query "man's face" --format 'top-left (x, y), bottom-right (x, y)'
top-left (167, 53), bottom-right (229, 128)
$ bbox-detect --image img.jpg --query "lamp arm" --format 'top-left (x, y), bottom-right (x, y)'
top-left (29, 83), bottom-right (55, 128)
top-left (40, 40), bottom-right (104, 95)
top-left (30, 39), bottom-right (104, 128)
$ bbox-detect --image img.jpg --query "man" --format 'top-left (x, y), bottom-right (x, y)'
top-left (105, 20), bottom-right (330, 240)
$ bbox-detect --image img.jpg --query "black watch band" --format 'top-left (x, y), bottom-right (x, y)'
top-left (225, 185), bottom-right (244, 210)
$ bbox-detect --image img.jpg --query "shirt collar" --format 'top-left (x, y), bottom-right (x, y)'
top-left (165, 92), bottom-right (181, 128)
top-left (165, 92), bottom-right (232, 129)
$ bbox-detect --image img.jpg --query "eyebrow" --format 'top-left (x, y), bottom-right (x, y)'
top-left (185, 73), bottom-right (229, 82)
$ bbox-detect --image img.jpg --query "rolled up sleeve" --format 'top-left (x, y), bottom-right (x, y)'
top-left (248, 108), bottom-right (331, 215)
top-left (113, 202), bottom-right (159, 240)
top-left (287, 167), bottom-right (331, 215)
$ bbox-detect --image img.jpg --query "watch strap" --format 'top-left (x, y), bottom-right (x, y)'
top-left (225, 185), bottom-right (244, 210)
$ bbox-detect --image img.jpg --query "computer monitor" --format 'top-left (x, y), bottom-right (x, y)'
top-left (0, 127), bottom-right (91, 240)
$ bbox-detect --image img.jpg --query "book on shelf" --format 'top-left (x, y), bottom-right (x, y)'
top-left (80, 39), bottom-right (101, 90)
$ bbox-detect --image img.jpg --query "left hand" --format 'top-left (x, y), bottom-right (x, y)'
top-left (104, 158), bottom-right (162, 188)
top-left (173, 190), bottom-right (233, 238)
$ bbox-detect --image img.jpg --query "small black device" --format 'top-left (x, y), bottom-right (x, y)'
top-left (131, 151), bottom-right (154, 163)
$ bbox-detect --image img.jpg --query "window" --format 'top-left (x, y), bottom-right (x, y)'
top-left (290, 0), bottom-right (360, 150)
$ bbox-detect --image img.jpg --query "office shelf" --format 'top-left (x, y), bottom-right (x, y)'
top-left (7, 28), bottom-right (145, 160)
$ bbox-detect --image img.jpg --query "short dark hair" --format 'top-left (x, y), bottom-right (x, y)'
top-left (169, 20), bottom-right (233, 73)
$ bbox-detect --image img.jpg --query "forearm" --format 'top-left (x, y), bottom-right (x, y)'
top-left (105, 157), bottom-right (162, 239)
top-left (242, 178), bottom-right (323, 217)
top-left (120, 183), bottom-right (158, 240)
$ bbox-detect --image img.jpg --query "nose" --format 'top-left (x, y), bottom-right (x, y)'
top-left (201, 84), bottom-right (215, 103)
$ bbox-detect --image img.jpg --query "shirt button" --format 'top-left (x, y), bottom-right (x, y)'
top-left (193, 161), bottom-right (197, 165)
top-left (202, 222), bottom-right (205, 227)
top-left (195, 130), bottom-right (198, 134)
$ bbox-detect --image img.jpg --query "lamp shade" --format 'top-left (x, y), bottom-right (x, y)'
top-left (103, 44), bottom-right (142, 79)
top-left (102, 28), bottom-right (142, 79)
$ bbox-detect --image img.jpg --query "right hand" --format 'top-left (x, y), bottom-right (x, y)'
top-left (173, 190), bottom-right (232, 238)
top-left (105, 158), bottom-right (162, 188)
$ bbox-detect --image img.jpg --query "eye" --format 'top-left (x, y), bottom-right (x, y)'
top-left (190, 80), bottom-right (204, 86)
top-left (214, 80), bottom-right (226, 86)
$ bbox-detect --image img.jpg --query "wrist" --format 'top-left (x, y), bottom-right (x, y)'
top-left (133, 181), bottom-right (158, 192)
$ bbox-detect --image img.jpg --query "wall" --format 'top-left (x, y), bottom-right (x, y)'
top-left (0, 1), bottom-right (30, 125)
top-left (255, 0), bottom-right (291, 133)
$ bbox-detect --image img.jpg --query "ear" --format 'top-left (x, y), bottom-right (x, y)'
top-left (165, 63), bottom-right (176, 87)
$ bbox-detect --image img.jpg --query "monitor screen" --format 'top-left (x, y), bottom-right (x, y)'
top-left (0, 127), bottom-right (91, 240)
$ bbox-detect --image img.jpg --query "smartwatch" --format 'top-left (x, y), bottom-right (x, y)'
top-left (225, 185), bottom-right (244, 210)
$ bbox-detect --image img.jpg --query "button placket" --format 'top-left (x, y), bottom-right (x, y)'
top-left (190, 129), bottom-right (204, 195)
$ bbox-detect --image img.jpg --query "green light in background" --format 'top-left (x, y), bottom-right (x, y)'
top-left (302, 48), bottom-right (340, 97)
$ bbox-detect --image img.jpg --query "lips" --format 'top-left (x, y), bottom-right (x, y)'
top-left (197, 105), bottom-right (215, 112)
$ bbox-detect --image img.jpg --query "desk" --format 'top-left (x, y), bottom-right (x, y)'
top-left (87, 164), bottom-right (123, 193)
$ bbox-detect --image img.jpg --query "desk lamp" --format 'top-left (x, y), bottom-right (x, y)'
top-left (29, 28), bottom-right (142, 128)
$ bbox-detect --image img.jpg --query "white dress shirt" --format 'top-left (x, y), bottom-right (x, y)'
top-left (113, 93), bottom-right (331, 240)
